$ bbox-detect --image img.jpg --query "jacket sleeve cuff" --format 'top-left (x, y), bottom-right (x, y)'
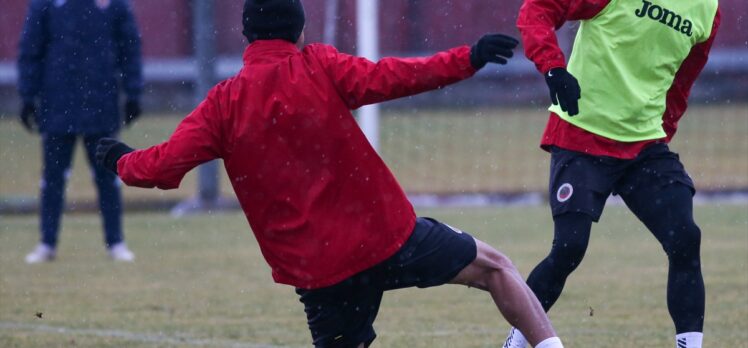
top-left (116, 152), bottom-right (132, 182)
top-left (540, 61), bottom-right (567, 75)
top-left (456, 45), bottom-right (478, 75)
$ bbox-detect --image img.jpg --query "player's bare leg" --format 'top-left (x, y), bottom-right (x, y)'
top-left (450, 239), bottom-right (560, 347)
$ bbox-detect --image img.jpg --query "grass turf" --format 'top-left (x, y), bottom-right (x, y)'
top-left (1, 204), bottom-right (746, 347)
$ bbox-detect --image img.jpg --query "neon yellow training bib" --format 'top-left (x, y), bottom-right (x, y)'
top-left (550, 0), bottom-right (718, 142)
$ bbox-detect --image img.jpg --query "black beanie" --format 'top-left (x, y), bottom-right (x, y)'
top-left (242, 0), bottom-right (305, 43)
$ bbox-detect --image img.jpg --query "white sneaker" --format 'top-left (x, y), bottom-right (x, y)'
top-left (108, 242), bottom-right (135, 262)
top-left (503, 327), bottom-right (528, 348)
top-left (25, 244), bottom-right (56, 264)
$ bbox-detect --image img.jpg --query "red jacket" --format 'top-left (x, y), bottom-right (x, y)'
top-left (518, 0), bottom-right (721, 159)
top-left (117, 40), bottom-right (476, 289)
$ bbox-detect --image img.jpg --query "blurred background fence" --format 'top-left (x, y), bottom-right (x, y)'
top-left (0, 0), bottom-right (746, 207)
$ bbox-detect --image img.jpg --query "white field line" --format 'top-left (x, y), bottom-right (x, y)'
top-left (0, 321), bottom-right (302, 348)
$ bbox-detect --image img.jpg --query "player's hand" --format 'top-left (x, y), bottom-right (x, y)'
top-left (470, 34), bottom-right (519, 70)
top-left (545, 67), bottom-right (581, 116)
top-left (20, 102), bottom-right (37, 132)
top-left (96, 138), bottom-right (134, 175)
top-left (123, 99), bottom-right (142, 126)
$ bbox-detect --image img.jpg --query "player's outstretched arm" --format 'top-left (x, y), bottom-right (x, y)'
top-left (312, 33), bottom-right (517, 110)
top-left (517, 0), bottom-right (607, 73)
top-left (96, 91), bottom-right (225, 190)
top-left (518, 0), bottom-right (608, 116)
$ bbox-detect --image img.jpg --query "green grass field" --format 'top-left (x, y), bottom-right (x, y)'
top-left (1, 105), bottom-right (746, 346)
top-left (1, 205), bottom-right (747, 347)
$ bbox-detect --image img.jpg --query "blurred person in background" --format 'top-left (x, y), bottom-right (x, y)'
top-left (502, 0), bottom-right (720, 347)
top-left (17, 0), bottom-right (143, 263)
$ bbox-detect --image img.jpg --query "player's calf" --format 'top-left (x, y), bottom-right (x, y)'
top-left (450, 239), bottom-right (563, 348)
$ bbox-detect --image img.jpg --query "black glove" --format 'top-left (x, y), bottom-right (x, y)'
top-left (545, 67), bottom-right (581, 116)
top-left (470, 34), bottom-right (519, 70)
top-left (20, 102), bottom-right (37, 132)
top-left (96, 138), bottom-right (134, 174)
top-left (124, 100), bottom-right (142, 126)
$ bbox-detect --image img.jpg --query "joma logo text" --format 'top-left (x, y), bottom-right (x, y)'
top-left (635, 0), bottom-right (693, 37)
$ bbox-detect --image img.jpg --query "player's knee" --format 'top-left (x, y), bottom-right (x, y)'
top-left (661, 220), bottom-right (701, 263)
top-left (549, 237), bottom-right (587, 272)
top-left (42, 168), bottom-right (66, 182)
top-left (481, 249), bottom-right (519, 281)
top-left (464, 241), bottom-right (522, 289)
top-left (548, 212), bottom-right (591, 272)
top-left (556, 238), bottom-right (587, 260)
top-left (40, 176), bottom-right (67, 194)
top-left (485, 246), bottom-right (516, 269)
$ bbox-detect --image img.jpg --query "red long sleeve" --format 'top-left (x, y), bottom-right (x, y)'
top-left (309, 44), bottom-right (476, 110)
top-left (662, 9), bottom-right (721, 141)
top-left (117, 85), bottom-right (226, 190)
top-left (517, 0), bottom-right (609, 73)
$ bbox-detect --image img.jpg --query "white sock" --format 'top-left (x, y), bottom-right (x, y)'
top-left (535, 336), bottom-right (563, 348)
top-left (502, 327), bottom-right (528, 348)
top-left (676, 332), bottom-right (703, 348)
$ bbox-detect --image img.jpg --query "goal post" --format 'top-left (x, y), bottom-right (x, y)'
top-left (171, 0), bottom-right (226, 216)
top-left (356, 0), bottom-right (380, 151)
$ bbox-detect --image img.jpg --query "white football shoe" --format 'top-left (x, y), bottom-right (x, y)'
top-left (108, 242), bottom-right (135, 262)
top-left (502, 327), bottom-right (528, 348)
top-left (25, 243), bottom-right (56, 264)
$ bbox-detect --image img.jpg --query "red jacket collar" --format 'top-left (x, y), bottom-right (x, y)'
top-left (242, 40), bottom-right (300, 63)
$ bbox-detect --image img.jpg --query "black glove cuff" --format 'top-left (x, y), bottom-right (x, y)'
top-left (469, 45), bottom-right (485, 70)
top-left (105, 143), bottom-right (134, 174)
top-left (545, 67), bottom-right (566, 81)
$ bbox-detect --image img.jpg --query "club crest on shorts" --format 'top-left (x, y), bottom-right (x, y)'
top-left (556, 183), bottom-right (574, 202)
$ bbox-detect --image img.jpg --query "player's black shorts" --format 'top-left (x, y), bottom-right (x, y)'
top-left (549, 143), bottom-right (695, 221)
top-left (295, 217), bottom-right (477, 347)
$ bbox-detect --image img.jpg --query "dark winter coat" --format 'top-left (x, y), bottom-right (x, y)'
top-left (17, 0), bottom-right (143, 135)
